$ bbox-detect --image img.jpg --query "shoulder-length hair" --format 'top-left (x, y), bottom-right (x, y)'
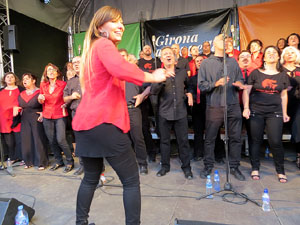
top-left (1, 72), bottom-right (20, 87)
top-left (280, 46), bottom-right (300, 65)
top-left (260, 45), bottom-right (282, 72)
top-left (247, 39), bottom-right (263, 52)
top-left (80, 6), bottom-right (122, 91)
top-left (42, 63), bottom-right (62, 82)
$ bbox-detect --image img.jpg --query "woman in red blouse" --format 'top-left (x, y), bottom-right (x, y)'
top-left (73, 6), bottom-right (171, 225)
top-left (38, 64), bottom-right (74, 173)
top-left (0, 72), bottom-right (23, 163)
top-left (247, 39), bottom-right (263, 69)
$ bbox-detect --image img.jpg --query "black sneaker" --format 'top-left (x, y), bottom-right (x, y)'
top-left (183, 170), bottom-right (193, 180)
top-left (230, 167), bottom-right (245, 181)
top-left (156, 167), bottom-right (170, 177)
top-left (200, 166), bottom-right (212, 179)
top-left (139, 165), bottom-right (148, 175)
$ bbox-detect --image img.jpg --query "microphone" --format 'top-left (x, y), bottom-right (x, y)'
top-left (152, 35), bottom-right (157, 69)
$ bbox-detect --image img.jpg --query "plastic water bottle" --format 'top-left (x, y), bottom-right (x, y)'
top-left (15, 205), bottom-right (29, 225)
top-left (265, 147), bottom-right (270, 159)
top-left (262, 188), bottom-right (271, 212)
top-left (100, 173), bottom-right (106, 184)
top-left (7, 158), bottom-right (13, 173)
top-left (206, 175), bottom-right (213, 199)
top-left (214, 170), bottom-right (221, 192)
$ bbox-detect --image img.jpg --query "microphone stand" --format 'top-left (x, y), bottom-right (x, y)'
top-left (197, 33), bottom-right (259, 207)
top-left (152, 35), bottom-right (157, 69)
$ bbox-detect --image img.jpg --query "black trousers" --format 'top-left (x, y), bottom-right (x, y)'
top-left (204, 104), bottom-right (242, 168)
top-left (1, 132), bottom-right (22, 161)
top-left (128, 107), bottom-right (147, 166)
top-left (192, 103), bottom-right (206, 158)
top-left (76, 151), bottom-right (141, 225)
top-left (249, 111), bottom-right (285, 174)
top-left (140, 99), bottom-right (156, 157)
top-left (159, 116), bottom-right (191, 171)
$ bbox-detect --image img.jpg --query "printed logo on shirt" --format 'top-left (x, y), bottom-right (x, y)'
top-left (144, 63), bottom-right (153, 70)
top-left (257, 79), bottom-right (278, 94)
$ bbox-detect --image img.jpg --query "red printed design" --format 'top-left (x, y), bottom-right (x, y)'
top-left (262, 79), bottom-right (277, 90)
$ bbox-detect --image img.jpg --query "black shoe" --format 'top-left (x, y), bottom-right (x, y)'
top-left (200, 167), bottom-right (212, 179)
top-left (73, 166), bottom-right (84, 175)
top-left (230, 167), bottom-right (245, 181)
top-left (156, 167), bottom-right (169, 177)
top-left (193, 156), bottom-right (203, 161)
top-left (139, 165), bottom-right (148, 175)
top-left (148, 154), bottom-right (156, 163)
top-left (63, 164), bottom-right (74, 173)
top-left (183, 170), bottom-right (193, 180)
top-left (49, 163), bottom-right (64, 171)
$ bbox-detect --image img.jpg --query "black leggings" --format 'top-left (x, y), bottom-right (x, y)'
top-left (76, 150), bottom-right (141, 225)
top-left (249, 112), bottom-right (285, 174)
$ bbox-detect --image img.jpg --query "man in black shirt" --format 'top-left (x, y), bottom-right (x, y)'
top-left (198, 34), bottom-right (246, 181)
top-left (200, 41), bottom-right (214, 58)
top-left (151, 47), bottom-right (193, 179)
top-left (120, 49), bottom-right (149, 175)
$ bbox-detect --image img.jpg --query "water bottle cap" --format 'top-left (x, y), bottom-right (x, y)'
top-left (207, 175), bottom-right (211, 179)
top-left (214, 170), bottom-right (219, 174)
top-left (264, 188), bottom-right (268, 193)
top-left (18, 205), bottom-right (23, 210)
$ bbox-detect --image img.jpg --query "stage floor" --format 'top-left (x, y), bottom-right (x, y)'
top-left (0, 143), bottom-right (299, 225)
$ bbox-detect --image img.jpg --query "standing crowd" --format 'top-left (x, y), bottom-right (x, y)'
top-left (0, 5), bottom-right (299, 225)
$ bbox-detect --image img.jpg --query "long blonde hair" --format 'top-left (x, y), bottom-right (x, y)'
top-left (80, 6), bottom-right (122, 91)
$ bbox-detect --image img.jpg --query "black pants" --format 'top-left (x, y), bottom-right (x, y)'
top-left (128, 108), bottom-right (147, 166)
top-left (192, 103), bottom-right (206, 158)
top-left (159, 116), bottom-right (191, 171)
top-left (43, 118), bottom-right (73, 166)
top-left (140, 99), bottom-right (156, 157)
top-left (249, 111), bottom-right (285, 174)
top-left (204, 104), bottom-right (242, 168)
top-left (76, 151), bottom-right (141, 225)
top-left (1, 132), bottom-right (22, 161)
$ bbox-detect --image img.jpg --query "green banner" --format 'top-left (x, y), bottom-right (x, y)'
top-left (73, 22), bottom-right (141, 58)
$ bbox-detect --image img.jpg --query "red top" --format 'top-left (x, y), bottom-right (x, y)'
top-left (72, 38), bottom-right (145, 133)
top-left (228, 49), bottom-right (240, 62)
top-left (250, 52), bottom-right (263, 69)
top-left (189, 59), bottom-right (197, 77)
top-left (40, 80), bottom-right (68, 119)
top-left (20, 89), bottom-right (40, 103)
top-left (0, 88), bottom-right (21, 133)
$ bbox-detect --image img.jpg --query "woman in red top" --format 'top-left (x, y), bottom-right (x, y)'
top-left (0, 72), bottom-right (23, 163)
top-left (247, 39), bottom-right (263, 69)
top-left (38, 63), bottom-right (74, 173)
top-left (73, 6), bottom-right (171, 225)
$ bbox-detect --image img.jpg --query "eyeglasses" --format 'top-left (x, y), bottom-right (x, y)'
top-left (47, 68), bottom-right (57, 72)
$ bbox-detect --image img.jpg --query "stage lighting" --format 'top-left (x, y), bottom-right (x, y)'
top-left (40, 0), bottom-right (51, 4)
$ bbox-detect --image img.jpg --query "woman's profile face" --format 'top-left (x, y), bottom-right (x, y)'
top-left (288, 35), bottom-right (299, 47)
top-left (277, 39), bottom-right (286, 50)
top-left (250, 42), bottom-right (261, 54)
top-left (5, 73), bottom-right (16, 86)
top-left (283, 48), bottom-right (297, 63)
top-left (99, 18), bottom-right (124, 44)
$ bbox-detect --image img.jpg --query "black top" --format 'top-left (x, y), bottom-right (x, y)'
top-left (137, 58), bottom-right (161, 73)
top-left (282, 67), bottom-right (300, 100)
top-left (198, 55), bottom-right (244, 107)
top-left (177, 56), bottom-right (190, 72)
top-left (187, 70), bottom-right (206, 104)
top-left (248, 69), bottom-right (290, 114)
top-left (63, 75), bottom-right (81, 112)
top-left (151, 67), bottom-right (189, 120)
top-left (125, 82), bottom-right (143, 106)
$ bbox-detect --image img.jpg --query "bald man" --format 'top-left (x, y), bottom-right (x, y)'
top-left (198, 34), bottom-right (246, 181)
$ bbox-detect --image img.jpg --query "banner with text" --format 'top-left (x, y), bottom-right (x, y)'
top-left (144, 8), bottom-right (233, 57)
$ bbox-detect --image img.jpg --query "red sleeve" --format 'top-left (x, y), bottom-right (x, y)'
top-left (40, 82), bottom-right (45, 95)
top-left (94, 38), bottom-right (145, 85)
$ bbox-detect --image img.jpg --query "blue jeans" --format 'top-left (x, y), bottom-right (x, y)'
top-left (43, 118), bottom-right (73, 165)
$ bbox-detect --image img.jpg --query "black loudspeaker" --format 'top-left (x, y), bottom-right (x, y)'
top-left (3, 25), bottom-right (19, 51)
top-left (0, 198), bottom-right (35, 225)
top-left (175, 219), bottom-right (230, 225)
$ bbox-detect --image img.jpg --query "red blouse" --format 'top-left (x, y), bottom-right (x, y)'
top-left (189, 59), bottom-right (197, 77)
top-left (72, 38), bottom-right (145, 133)
top-left (250, 52), bottom-right (263, 69)
top-left (0, 88), bottom-right (21, 133)
top-left (40, 80), bottom-right (68, 119)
